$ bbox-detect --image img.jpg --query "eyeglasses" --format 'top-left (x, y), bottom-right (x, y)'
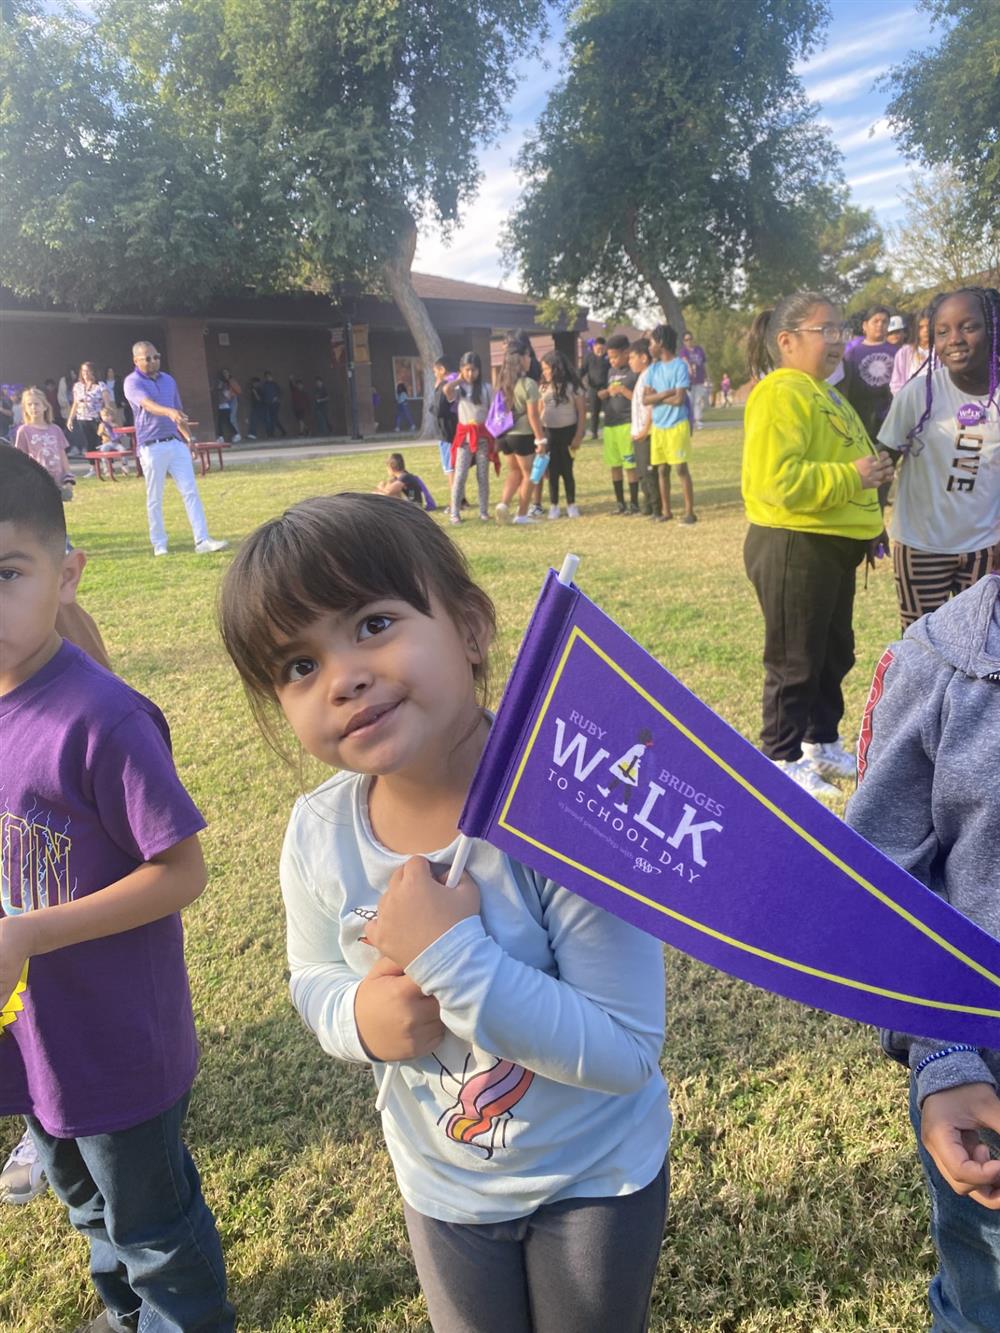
top-left (794, 324), bottom-right (853, 343)
top-left (138, 353), bottom-right (161, 361)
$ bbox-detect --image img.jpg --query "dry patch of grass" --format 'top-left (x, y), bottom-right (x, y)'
top-left (1, 434), bottom-right (932, 1331)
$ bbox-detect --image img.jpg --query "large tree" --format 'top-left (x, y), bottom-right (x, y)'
top-left (889, 167), bottom-right (1000, 292)
top-left (0, 0), bottom-right (280, 310)
top-left (884, 0), bottom-right (1000, 232)
top-left (503, 0), bottom-right (858, 329)
top-left (99, 0), bottom-right (549, 433)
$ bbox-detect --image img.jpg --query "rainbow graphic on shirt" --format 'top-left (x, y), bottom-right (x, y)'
top-left (437, 1054), bottom-right (535, 1157)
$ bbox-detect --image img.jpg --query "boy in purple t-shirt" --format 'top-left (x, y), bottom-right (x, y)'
top-left (0, 449), bottom-right (234, 1332)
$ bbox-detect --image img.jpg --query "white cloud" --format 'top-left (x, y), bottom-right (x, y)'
top-left (834, 116), bottom-right (893, 152)
top-left (796, 9), bottom-right (919, 76)
top-left (414, 140), bottom-right (523, 289)
top-left (847, 162), bottom-right (911, 189)
top-left (803, 62), bottom-right (889, 105)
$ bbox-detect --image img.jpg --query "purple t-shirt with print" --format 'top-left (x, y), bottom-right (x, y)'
top-left (0, 641), bottom-right (204, 1136)
top-left (680, 344), bottom-right (707, 386)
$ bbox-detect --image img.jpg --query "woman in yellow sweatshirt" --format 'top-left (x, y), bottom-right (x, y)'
top-left (742, 291), bottom-right (894, 799)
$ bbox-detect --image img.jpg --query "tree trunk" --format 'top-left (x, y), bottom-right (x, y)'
top-left (622, 207), bottom-right (687, 336)
top-left (381, 212), bottom-right (444, 439)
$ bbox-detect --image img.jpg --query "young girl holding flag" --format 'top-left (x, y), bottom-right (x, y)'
top-left (219, 494), bottom-right (670, 1333)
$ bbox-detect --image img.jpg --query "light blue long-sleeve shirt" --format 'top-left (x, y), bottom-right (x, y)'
top-left (280, 770), bottom-right (671, 1224)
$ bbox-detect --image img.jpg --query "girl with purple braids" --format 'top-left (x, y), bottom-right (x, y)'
top-left (878, 287), bottom-right (1000, 630)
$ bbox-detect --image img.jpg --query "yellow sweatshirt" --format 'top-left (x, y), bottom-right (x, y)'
top-left (742, 368), bottom-right (884, 538)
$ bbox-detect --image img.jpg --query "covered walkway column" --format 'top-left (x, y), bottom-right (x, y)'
top-left (163, 318), bottom-right (213, 435)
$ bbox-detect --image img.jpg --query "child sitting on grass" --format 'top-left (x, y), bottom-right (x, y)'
top-left (0, 448), bottom-right (234, 1332)
top-left (375, 453), bottom-right (436, 509)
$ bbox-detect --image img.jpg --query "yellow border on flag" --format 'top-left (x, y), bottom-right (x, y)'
top-left (496, 627), bottom-right (1000, 1018)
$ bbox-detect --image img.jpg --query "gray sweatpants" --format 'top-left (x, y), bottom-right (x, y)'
top-left (403, 1159), bottom-right (668, 1333)
top-left (451, 444), bottom-right (490, 518)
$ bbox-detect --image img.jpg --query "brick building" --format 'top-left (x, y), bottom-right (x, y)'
top-left (0, 276), bottom-right (586, 438)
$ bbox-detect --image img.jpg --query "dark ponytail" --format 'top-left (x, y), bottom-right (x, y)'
top-left (746, 291), bottom-right (830, 380)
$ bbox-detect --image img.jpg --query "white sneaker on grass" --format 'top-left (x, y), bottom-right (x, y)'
top-left (194, 538), bottom-right (229, 554)
top-left (512, 514), bottom-right (538, 525)
top-left (801, 739), bottom-right (856, 782)
top-left (772, 756), bottom-right (839, 799)
top-left (548, 505), bottom-right (561, 520)
top-left (567, 504), bottom-right (581, 518)
top-left (1, 1131), bottom-right (47, 1205)
top-left (153, 545), bottom-right (168, 557)
top-left (495, 502), bottom-right (511, 524)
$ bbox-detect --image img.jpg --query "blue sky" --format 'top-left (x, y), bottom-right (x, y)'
top-left (414, 0), bottom-right (943, 291)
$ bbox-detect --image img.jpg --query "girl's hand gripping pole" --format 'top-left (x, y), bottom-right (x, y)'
top-left (374, 835), bottom-right (474, 1113)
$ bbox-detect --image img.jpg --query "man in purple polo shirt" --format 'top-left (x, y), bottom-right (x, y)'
top-left (680, 330), bottom-right (709, 430)
top-left (124, 341), bottom-right (228, 557)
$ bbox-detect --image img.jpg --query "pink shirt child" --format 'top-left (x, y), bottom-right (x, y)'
top-left (14, 423), bottom-right (74, 487)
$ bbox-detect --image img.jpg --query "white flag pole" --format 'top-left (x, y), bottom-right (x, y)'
top-left (374, 554), bottom-right (580, 1114)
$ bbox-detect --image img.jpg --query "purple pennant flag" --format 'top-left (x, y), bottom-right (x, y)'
top-left (460, 568), bottom-right (1000, 1046)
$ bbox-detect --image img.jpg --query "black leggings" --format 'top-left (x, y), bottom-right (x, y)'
top-left (404, 1160), bottom-right (668, 1333)
top-left (546, 424), bottom-right (577, 505)
top-left (78, 419), bottom-right (101, 452)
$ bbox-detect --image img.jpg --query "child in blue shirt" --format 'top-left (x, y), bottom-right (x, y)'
top-left (643, 324), bottom-right (697, 524)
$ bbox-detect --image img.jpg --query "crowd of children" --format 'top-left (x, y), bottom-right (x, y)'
top-left (3, 285), bottom-right (1000, 1333)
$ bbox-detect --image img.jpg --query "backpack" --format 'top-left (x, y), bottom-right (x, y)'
top-left (485, 387), bottom-right (514, 438)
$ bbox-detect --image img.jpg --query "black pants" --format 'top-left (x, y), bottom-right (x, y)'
top-left (78, 419), bottom-right (101, 453)
top-left (743, 525), bottom-right (867, 761)
top-left (546, 424), bottom-right (577, 505)
top-left (587, 387), bottom-right (603, 437)
top-left (215, 408), bottom-right (235, 440)
top-left (633, 434), bottom-right (658, 514)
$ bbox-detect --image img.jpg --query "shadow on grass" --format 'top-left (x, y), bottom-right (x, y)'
top-left (233, 1241), bottom-right (424, 1333)
top-left (187, 1014), bottom-right (380, 1156)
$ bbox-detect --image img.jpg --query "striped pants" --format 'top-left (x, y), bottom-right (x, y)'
top-left (892, 540), bottom-right (993, 630)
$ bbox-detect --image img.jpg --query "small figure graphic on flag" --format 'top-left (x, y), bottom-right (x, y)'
top-left (597, 729), bottom-right (654, 811)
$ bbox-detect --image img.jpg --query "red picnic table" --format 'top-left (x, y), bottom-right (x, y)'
top-left (83, 426), bottom-right (141, 480)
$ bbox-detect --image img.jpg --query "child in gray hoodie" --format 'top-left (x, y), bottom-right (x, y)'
top-left (847, 573), bottom-right (1000, 1330)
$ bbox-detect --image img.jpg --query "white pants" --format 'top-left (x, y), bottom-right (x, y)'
top-left (689, 384), bottom-right (709, 426)
top-left (138, 438), bottom-right (210, 550)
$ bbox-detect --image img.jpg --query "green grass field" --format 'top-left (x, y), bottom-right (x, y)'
top-left (1, 434), bottom-right (935, 1332)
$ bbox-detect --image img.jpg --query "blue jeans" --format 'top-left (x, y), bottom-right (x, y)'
top-left (395, 401), bottom-right (415, 431)
top-left (910, 1080), bottom-right (1000, 1331)
top-left (27, 1092), bottom-right (234, 1333)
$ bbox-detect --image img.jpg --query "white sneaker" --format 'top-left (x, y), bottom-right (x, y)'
top-left (772, 756), bottom-right (839, 799)
top-left (801, 739), bottom-right (856, 782)
top-left (548, 505), bottom-right (561, 520)
top-left (215, 435), bottom-right (224, 444)
top-left (232, 434), bottom-right (242, 443)
top-left (529, 505), bottom-right (544, 518)
top-left (1, 1131), bottom-right (47, 1205)
top-left (194, 537), bottom-right (229, 554)
top-left (153, 545), bottom-right (168, 557)
top-left (495, 502), bottom-right (511, 524)
top-left (512, 514), bottom-right (538, 525)
top-left (567, 504), bottom-right (581, 518)
top-left (448, 513), bottom-right (461, 525)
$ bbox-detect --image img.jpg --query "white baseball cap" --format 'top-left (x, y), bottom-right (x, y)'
top-left (887, 315), bottom-right (905, 333)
